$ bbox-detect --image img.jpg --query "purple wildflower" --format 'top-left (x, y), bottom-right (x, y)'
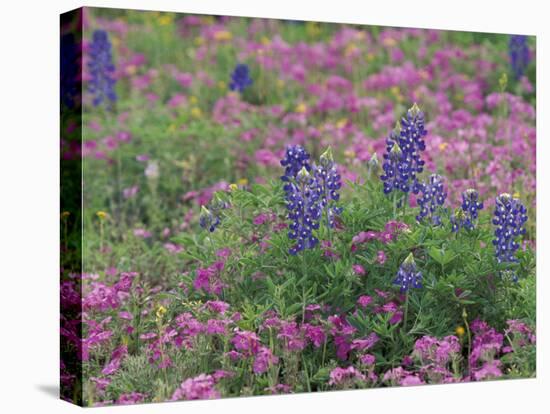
top-left (393, 253), bottom-right (422, 293)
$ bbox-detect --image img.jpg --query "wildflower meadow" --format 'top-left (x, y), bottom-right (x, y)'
top-left (60, 7), bottom-right (536, 407)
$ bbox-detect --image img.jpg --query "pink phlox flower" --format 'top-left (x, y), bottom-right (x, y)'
top-left (253, 346), bottom-right (279, 374)
top-left (171, 373), bottom-right (221, 401)
top-left (329, 366), bottom-right (366, 386)
top-left (231, 329), bottom-right (261, 356)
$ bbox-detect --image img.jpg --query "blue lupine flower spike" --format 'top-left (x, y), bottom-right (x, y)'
top-left (416, 174), bottom-right (447, 226)
top-left (280, 145), bottom-right (311, 183)
top-left (88, 30), bottom-right (117, 109)
top-left (380, 103), bottom-right (428, 196)
top-left (314, 147), bottom-right (342, 228)
top-left (199, 196), bottom-right (228, 232)
top-left (492, 193), bottom-right (528, 281)
top-left (509, 35), bottom-right (530, 80)
top-left (199, 206), bottom-right (218, 233)
top-left (399, 103), bottom-right (427, 194)
top-left (282, 153), bottom-right (323, 255)
top-left (394, 252), bottom-right (423, 293)
top-left (452, 188), bottom-right (484, 232)
top-left (380, 132), bottom-right (408, 195)
top-left (229, 64), bottom-right (253, 92)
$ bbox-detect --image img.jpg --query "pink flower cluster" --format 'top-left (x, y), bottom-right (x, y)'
top-left (351, 220), bottom-right (409, 252)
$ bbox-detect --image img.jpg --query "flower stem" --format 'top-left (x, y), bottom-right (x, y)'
top-left (99, 220), bottom-right (104, 252)
top-left (403, 291), bottom-right (410, 332)
top-left (393, 191), bottom-right (398, 219)
top-left (462, 308), bottom-right (472, 374)
top-left (301, 253), bottom-right (308, 323)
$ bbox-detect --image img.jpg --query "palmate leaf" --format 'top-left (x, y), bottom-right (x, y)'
top-left (428, 246), bottom-right (457, 266)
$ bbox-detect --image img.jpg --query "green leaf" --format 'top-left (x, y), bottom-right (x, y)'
top-left (428, 246), bottom-right (457, 266)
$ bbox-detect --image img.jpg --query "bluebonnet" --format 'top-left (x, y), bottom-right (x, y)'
top-left (380, 131), bottom-right (409, 194)
top-left (367, 153), bottom-right (379, 178)
top-left (280, 145), bottom-right (311, 183)
top-left (313, 147), bottom-right (342, 227)
top-left (229, 64), bottom-right (253, 92)
top-left (88, 30), bottom-right (117, 109)
top-left (199, 197), bottom-right (228, 232)
top-left (452, 189), bottom-right (484, 232)
top-left (416, 174), bottom-right (446, 225)
top-left (60, 33), bottom-right (81, 109)
top-left (492, 194), bottom-right (528, 280)
top-left (399, 103), bottom-right (427, 194)
top-left (380, 103), bottom-right (427, 195)
top-left (285, 167), bottom-right (322, 255)
top-left (450, 208), bottom-right (468, 233)
top-left (394, 253), bottom-right (422, 293)
top-left (509, 35), bottom-right (530, 80)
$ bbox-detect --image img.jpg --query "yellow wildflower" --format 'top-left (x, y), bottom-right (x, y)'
top-left (229, 183), bottom-right (238, 192)
top-left (390, 86), bottom-right (401, 99)
top-left (336, 118), bottom-right (348, 129)
top-left (96, 211), bottom-right (108, 220)
top-left (190, 107), bottom-right (202, 118)
top-left (61, 211), bottom-right (70, 219)
top-left (344, 149), bottom-right (356, 159)
top-left (237, 178), bottom-right (248, 187)
top-left (295, 103), bottom-right (307, 114)
top-left (306, 22), bottom-right (321, 38)
top-left (214, 30), bottom-right (232, 41)
top-left (513, 191), bottom-right (521, 199)
top-left (439, 143), bottom-right (449, 151)
top-left (156, 305), bottom-right (167, 320)
top-left (455, 326), bottom-right (465, 337)
top-left (158, 14), bottom-right (173, 26)
top-left (261, 36), bottom-right (271, 46)
top-left (344, 43), bottom-right (357, 57)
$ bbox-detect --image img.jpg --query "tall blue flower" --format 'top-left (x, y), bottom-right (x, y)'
top-left (88, 30), bottom-right (117, 109)
top-left (492, 193), bottom-right (528, 277)
top-left (199, 206), bottom-right (219, 233)
top-left (394, 253), bottom-right (422, 293)
top-left (509, 35), bottom-right (530, 80)
top-left (380, 131), bottom-right (409, 194)
top-left (462, 189), bottom-right (484, 222)
top-left (416, 174), bottom-right (446, 225)
top-left (60, 33), bottom-right (81, 109)
top-left (284, 166), bottom-right (322, 255)
top-left (367, 153), bottom-right (379, 178)
top-left (199, 197), bottom-right (228, 232)
top-left (314, 147), bottom-right (342, 228)
top-left (399, 103), bottom-right (427, 193)
top-left (452, 188), bottom-right (484, 232)
top-left (450, 208), bottom-right (468, 233)
top-left (280, 145), bottom-right (312, 186)
top-left (229, 64), bottom-right (253, 92)
top-left (381, 103), bottom-right (427, 195)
